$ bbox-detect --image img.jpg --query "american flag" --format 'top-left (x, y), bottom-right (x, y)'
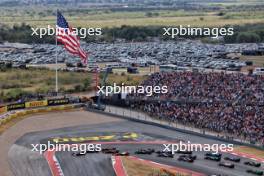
top-left (56, 11), bottom-right (88, 64)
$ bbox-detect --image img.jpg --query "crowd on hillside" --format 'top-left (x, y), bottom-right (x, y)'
top-left (131, 72), bottom-right (264, 144)
top-left (140, 72), bottom-right (264, 104)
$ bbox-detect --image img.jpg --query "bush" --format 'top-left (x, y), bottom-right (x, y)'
top-left (5, 88), bottom-right (29, 101)
top-left (74, 84), bottom-right (83, 92)
top-left (83, 78), bottom-right (91, 90)
top-left (217, 11), bottom-right (225, 16)
top-left (236, 32), bottom-right (261, 43)
top-left (36, 86), bottom-right (50, 94)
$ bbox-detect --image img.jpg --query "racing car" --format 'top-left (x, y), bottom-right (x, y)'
top-left (135, 149), bottom-right (155, 155)
top-left (178, 155), bottom-right (197, 162)
top-left (157, 151), bottom-right (174, 158)
top-left (244, 161), bottom-right (261, 167)
top-left (246, 169), bottom-right (263, 176)
top-left (204, 155), bottom-right (221, 161)
top-left (102, 148), bottom-right (119, 154)
top-left (224, 156), bottom-right (240, 162)
top-left (72, 151), bottom-right (86, 156)
top-left (205, 152), bottom-right (222, 158)
top-left (218, 162), bottom-right (235, 168)
top-left (175, 149), bottom-right (192, 154)
top-left (115, 151), bottom-right (130, 156)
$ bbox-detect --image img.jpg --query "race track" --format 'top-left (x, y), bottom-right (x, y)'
top-left (7, 110), bottom-right (264, 176)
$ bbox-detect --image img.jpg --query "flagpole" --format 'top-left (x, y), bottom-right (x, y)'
top-left (55, 9), bottom-right (58, 94)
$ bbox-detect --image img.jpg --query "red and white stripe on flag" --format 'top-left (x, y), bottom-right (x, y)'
top-left (56, 26), bottom-right (88, 65)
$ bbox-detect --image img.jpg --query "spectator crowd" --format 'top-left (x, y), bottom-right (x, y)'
top-left (131, 72), bottom-right (264, 144)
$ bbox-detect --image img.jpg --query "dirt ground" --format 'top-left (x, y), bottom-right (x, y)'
top-left (0, 110), bottom-right (123, 176)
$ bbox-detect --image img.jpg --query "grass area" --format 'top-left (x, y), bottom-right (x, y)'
top-left (122, 156), bottom-right (192, 176)
top-left (1, 8), bottom-right (264, 28)
top-left (234, 146), bottom-right (264, 158)
top-left (2, 14), bottom-right (264, 28)
top-left (106, 72), bottom-right (147, 86)
top-left (0, 68), bottom-right (92, 94)
top-left (239, 55), bottom-right (264, 67)
top-left (0, 68), bottom-right (146, 102)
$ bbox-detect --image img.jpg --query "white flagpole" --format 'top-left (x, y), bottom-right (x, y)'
top-left (55, 9), bottom-right (58, 93)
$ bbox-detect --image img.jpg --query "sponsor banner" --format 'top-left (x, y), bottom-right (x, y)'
top-left (7, 103), bottom-right (25, 111)
top-left (50, 132), bottom-right (139, 144)
top-left (0, 106), bottom-right (7, 114)
top-left (48, 98), bottom-right (69, 106)
top-left (25, 100), bottom-right (48, 108)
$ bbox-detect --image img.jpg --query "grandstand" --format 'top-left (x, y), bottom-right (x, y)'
top-left (120, 71), bottom-right (264, 145)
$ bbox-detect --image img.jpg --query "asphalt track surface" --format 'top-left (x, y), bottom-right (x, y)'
top-left (9, 111), bottom-right (264, 176)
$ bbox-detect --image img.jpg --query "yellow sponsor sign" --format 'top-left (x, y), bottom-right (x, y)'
top-left (123, 132), bottom-right (138, 139)
top-left (25, 100), bottom-right (48, 108)
top-left (52, 133), bottom-right (138, 143)
top-left (0, 106), bottom-right (7, 114)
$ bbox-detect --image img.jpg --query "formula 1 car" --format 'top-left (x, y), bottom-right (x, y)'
top-left (157, 151), bottom-right (174, 158)
top-left (135, 149), bottom-right (155, 155)
top-left (205, 152), bottom-right (222, 158)
top-left (224, 156), bottom-right (240, 162)
top-left (72, 151), bottom-right (86, 156)
top-left (102, 148), bottom-right (119, 154)
top-left (178, 155), bottom-right (197, 162)
top-left (246, 169), bottom-right (263, 176)
top-left (204, 156), bottom-right (221, 161)
top-left (218, 162), bottom-right (235, 168)
top-left (244, 161), bottom-right (261, 167)
top-left (175, 149), bottom-right (192, 154)
top-left (115, 151), bottom-right (130, 156)
top-left (86, 150), bottom-right (100, 154)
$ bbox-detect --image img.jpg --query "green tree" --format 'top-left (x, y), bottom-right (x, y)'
top-left (236, 32), bottom-right (261, 43)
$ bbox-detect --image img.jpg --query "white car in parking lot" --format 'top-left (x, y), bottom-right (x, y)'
top-left (253, 67), bottom-right (264, 75)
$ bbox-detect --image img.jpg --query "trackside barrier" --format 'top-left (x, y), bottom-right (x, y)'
top-left (0, 104), bottom-right (82, 127)
top-left (25, 100), bottom-right (48, 108)
top-left (86, 106), bottom-right (264, 150)
top-left (0, 98), bottom-right (70, 112)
